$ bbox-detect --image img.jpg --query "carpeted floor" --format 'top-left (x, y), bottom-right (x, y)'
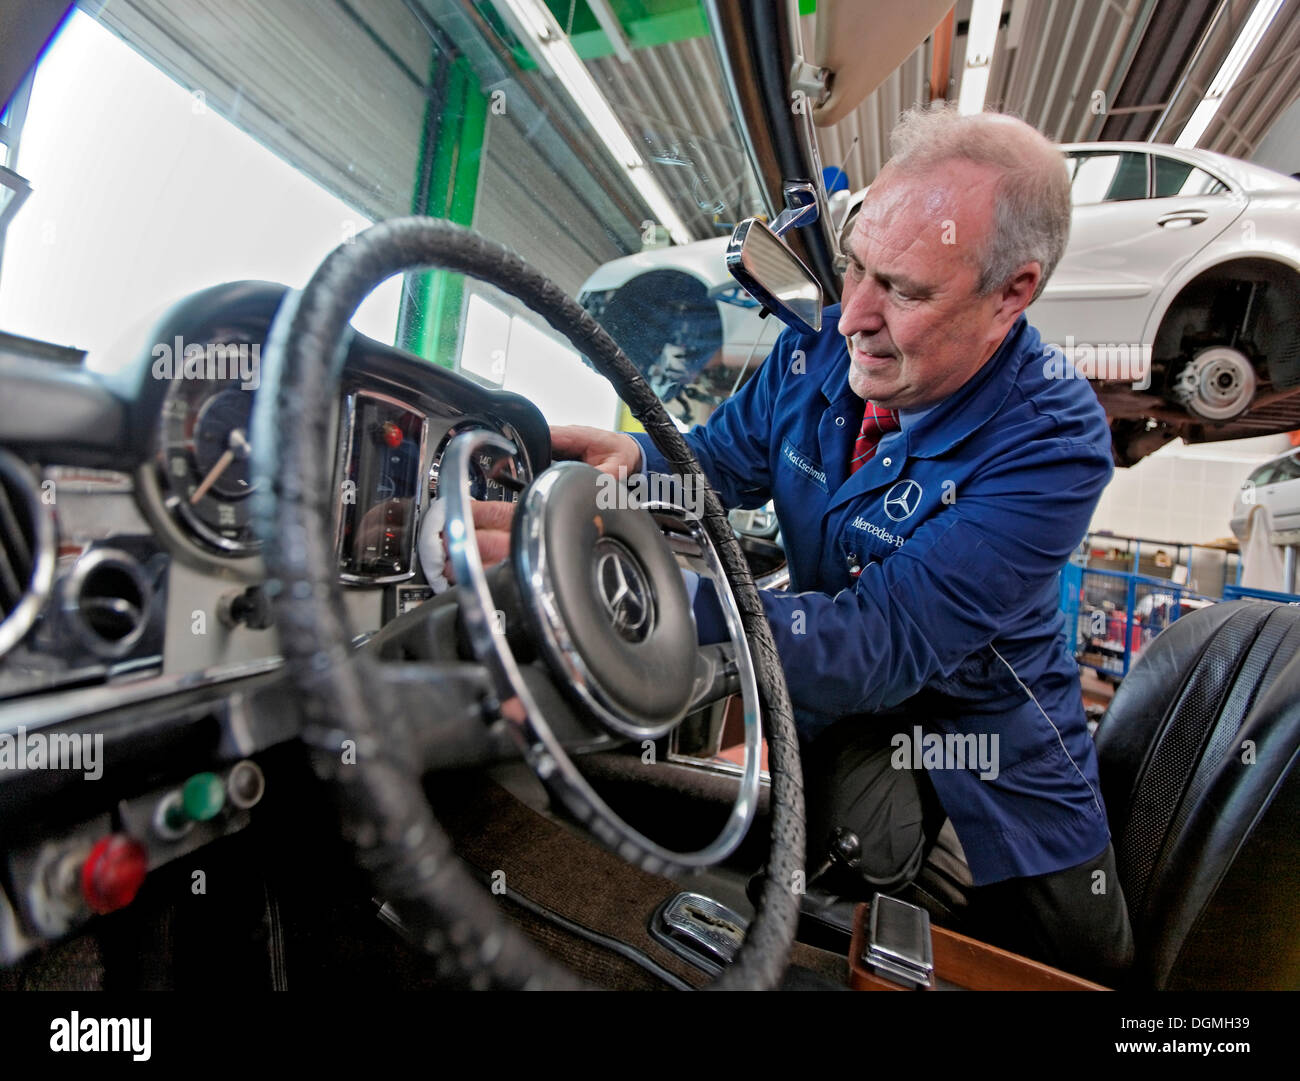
top-left (429, 772), bottom-right (847, 989)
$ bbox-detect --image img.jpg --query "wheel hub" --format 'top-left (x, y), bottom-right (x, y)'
top-left (1170, 346), bottom-right (1256, 421)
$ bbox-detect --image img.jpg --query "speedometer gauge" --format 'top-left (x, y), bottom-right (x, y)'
top-left (156, 370), bottom-right (260, 555)
top-left (429, 420), bottom-right (529, 502)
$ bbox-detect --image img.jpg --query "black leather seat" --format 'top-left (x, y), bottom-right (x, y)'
top-left (1096, 599), bottom-right (1300, 990)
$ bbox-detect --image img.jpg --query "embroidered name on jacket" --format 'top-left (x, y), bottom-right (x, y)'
top-left (779, 438), bottom-right (827, 490)
top-left (850, 516), bottom-right (905, 548)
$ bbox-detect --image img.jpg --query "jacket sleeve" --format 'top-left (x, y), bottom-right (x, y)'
top-left (755, 436), bottom-right (1113, 717)
top-left (631, 324), bottom-right (807, 511)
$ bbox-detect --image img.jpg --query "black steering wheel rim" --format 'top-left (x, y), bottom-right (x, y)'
top-left (250, 216), bottom-right (805, 990)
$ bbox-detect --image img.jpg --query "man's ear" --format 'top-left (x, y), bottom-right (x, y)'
top-left (991, 262), bottom-right (1041, 334)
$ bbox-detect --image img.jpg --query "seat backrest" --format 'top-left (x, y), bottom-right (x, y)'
top-left (1096, 600), bottom-right (1300, 989)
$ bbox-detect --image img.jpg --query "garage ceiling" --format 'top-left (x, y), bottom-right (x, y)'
top-left (811, 0), bottom-right (1300, 193)
top-left (492, 0), bottom-right (1300, 242)
top-left (55, 0), bottom-right (1300, 255)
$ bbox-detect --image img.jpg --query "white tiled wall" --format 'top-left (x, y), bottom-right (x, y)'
top-left (1091, 434), bottom-right (1293, 545)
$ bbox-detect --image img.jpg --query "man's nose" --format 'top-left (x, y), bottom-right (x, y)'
top-left (837, 278), bottom-right (886, 338)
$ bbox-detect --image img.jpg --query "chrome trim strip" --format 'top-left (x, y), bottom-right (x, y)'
top-left (0, 655), bottom-right (283, 733)
top-left (664, 750), bottom-right (771, 784)
top-left (755, 565), bottom-right (791, 591)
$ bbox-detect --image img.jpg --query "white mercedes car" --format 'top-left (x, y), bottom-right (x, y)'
top-left (1230, 445), bottom-right (1300, 544)
top-left (580, 142), bottom-right (1300, 465)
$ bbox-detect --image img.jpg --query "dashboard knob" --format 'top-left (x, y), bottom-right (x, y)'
top-left (218, 585), bottom-right (272, 630)
top-left (80, 835), bottom-right (148, 915)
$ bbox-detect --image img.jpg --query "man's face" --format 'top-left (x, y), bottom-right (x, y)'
top-left (838, 159), bottom-right (1033, 409)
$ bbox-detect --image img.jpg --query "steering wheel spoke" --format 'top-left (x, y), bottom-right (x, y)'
top-left (371, 657), bottom-right (618, 772)
top-left (687, 641), bottom-right (741, 711)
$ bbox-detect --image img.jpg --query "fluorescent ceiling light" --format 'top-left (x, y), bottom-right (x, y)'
top-left (1176, 0), bottom-right (1285, 148)
top-left (957, 0), bottom-right (1003, 115)
top-left (494, 0), bottom-right (694, 244)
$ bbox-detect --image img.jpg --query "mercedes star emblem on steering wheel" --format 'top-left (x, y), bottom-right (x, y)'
top-left (595, 541), bottom-right (653, 642)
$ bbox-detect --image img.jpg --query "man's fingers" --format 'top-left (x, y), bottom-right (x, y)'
top-left (549, 424), bottom-right (598, 461)
top-left (443, 500), bottom-right (515, 584)
top-left (476, 530), bottom-right (512, 567)
top-left (549, 424), bottom-right (640, 476)
top-left (471, 498), bottom-right (516, 531)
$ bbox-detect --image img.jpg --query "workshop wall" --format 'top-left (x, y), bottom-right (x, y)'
top-left (1091, 433), bottom-right (1292, 544)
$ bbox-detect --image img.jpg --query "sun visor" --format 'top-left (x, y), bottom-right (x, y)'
top-left (812, 0), bottom-right (953, 127)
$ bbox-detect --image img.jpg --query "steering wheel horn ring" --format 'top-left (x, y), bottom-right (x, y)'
top-left (510, 460), bottom-right (696, 739)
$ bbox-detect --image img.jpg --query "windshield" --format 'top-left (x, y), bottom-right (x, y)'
top-left (0, 1), bottom-right (770, 429)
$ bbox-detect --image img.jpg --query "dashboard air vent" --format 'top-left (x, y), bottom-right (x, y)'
top-left (65, 549), bottom-right (152, 658)
top-left (0, 449), bottom-right (56, 658)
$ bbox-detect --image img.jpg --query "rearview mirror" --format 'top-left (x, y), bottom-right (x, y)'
top-left (725, 218), bottom-right (823, 335)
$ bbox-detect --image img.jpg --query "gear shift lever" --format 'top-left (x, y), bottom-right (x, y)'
top-left (808, 827), bottom-right (862, 889)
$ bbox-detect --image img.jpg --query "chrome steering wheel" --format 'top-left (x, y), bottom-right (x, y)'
top-left (443, 434), bottom-right (763, 873)
top-left (251, 217), bottom-right (804, 989)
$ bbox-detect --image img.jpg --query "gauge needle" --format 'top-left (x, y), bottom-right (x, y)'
top-left (190, 428), bottom-right (250, 504)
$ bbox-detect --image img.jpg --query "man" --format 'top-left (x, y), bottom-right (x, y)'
top-left (482, 105), bottom-right (1133, 983)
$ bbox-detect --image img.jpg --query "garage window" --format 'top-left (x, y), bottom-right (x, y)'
top-left (458, 292), bottom-right (617, 429)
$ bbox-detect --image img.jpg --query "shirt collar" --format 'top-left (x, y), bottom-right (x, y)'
top-left (897, 403), bottom-right (937, 431)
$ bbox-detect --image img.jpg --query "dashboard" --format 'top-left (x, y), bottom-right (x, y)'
top-left (0, 280), bottom-right (550, 963)
top-left (1, 280), bottom-right (548, 697)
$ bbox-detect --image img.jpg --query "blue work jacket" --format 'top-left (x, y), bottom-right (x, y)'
top-left (633, 307), bottom-right (1115, 885)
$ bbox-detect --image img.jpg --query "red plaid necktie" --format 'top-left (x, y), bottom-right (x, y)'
top-left (849, 402), bottom-right (900, 473)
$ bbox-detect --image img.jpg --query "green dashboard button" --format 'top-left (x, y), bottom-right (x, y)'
top-left (181, 772), bottom-right (226, 822)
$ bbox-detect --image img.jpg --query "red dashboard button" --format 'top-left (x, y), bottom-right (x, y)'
top-left (81, 835), bottom-right (149, 914)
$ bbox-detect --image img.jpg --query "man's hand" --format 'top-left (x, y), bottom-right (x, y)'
top-left (550, 424), bottom-right (641, 477)
top-left (444, 427), bottom-right (640, 580)
top-left (443, 499), bottom-right (515, 583)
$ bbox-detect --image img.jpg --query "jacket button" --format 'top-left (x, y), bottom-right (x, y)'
top-left (882, 456), bottom-right (892, 466)
top-left (835, 416), bottom-right (845, 427)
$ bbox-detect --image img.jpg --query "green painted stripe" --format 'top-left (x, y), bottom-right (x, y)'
top-left (404, 57), bottom-right (487, 369)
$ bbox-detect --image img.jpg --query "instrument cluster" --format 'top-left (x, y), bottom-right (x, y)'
top-left (138, 282), bottom-right (542, 593)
